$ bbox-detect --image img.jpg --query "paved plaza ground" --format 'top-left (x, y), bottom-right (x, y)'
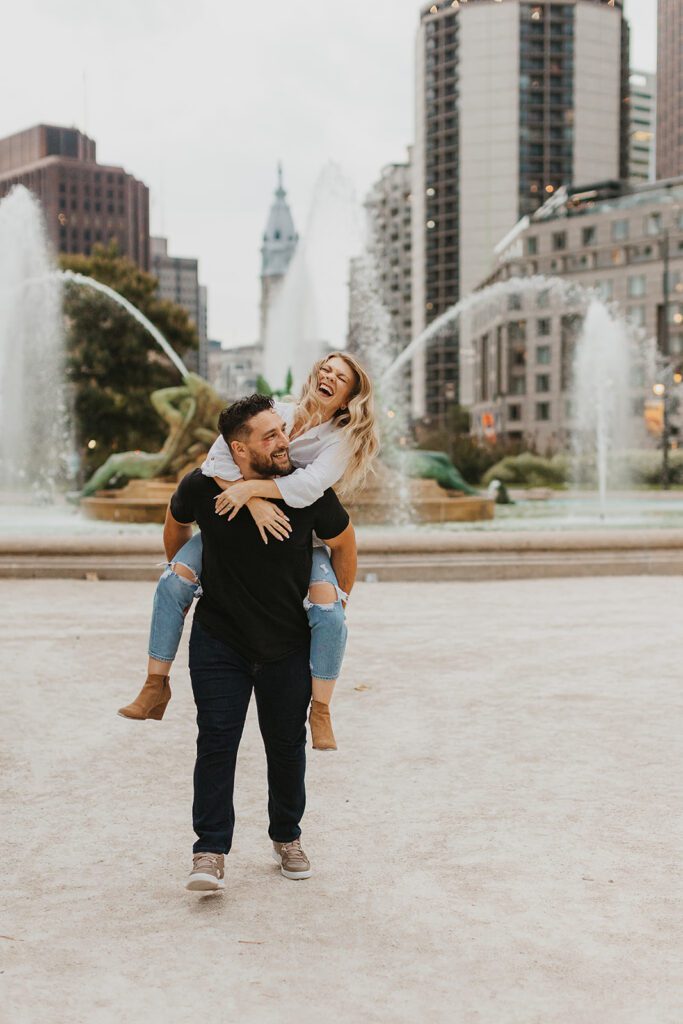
top-left (1, 577), bottom-right (681, 1023)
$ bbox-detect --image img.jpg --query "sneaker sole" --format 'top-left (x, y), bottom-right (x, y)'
top-left (271, 850), bottom-right (312, 880)
top-left (185, 873), bottom-right (225, 891)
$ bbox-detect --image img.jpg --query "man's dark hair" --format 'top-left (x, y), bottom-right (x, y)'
top-left (218, 394), bottom-right (274, 445)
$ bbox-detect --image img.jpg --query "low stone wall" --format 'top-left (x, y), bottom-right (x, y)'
top-left (4, 528), bottom-right (683, 582)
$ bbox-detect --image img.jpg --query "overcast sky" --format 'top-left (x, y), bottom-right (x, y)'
top-left (1, 0), bottom-right (657, 348)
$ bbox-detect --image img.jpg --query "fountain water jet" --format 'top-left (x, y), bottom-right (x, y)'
top-left (378, 273), bottom-right (644, 516)
top-left (59, 271), bottom-right (189, 379)
top-left (0, 187), bottom-right (65, 493)
top-left (0, 185), bottom-right (193, 504)
top-left (572, 300), bottom-right (634, 517)
top-left (263, 164), bottom-right (364, 392)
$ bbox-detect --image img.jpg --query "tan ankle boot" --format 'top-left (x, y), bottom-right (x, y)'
top-left (309, 700), bottom-right (337, 751)
top-left (118, 675), bottom-right (171, 720)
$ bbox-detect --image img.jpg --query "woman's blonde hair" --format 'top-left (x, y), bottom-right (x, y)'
top-left (295, 352), bottom-right (380, 501)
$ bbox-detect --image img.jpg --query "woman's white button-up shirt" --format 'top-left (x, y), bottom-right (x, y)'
top-left (200, 400), bottom-right (350, 508)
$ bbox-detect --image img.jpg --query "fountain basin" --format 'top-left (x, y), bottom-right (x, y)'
top-left (80, 475), bottom-right (495, 526)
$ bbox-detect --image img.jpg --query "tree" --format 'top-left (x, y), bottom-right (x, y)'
top-left (60, 244), bottom-right (198, 475)
top-left (256, 368), bottom-right (294, 398)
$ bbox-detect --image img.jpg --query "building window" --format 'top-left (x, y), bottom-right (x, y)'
top-left (536, 401), bottom-right (551, 421)
top-left (536, 374), bottom-right (551, 393)
top-left (508, 321), bottom-right (526, 342)
top-left (595, 280), bottom-right (613, 301)
top-left (536, 318), bottom-right (551, 336)
top-left (582, 226), bottom-right (596, 246)
top-left (537, 289), bottom-right (550, 308)
top-left (612, 219), bottom-right (629, 241)
top-left (536, 345), bottom-right (551, 364)
top-left (627, 275), bottom-right (646, 298)
top-left (526, 236), bottom-right (538, 255)
top-left (508, 404), bottom-right (522, 421)
top-left (627, 305), bottom-right (646, 327)
top-left (646, 212), bottom-right (662, 236)
top-left (508, 293), bottom-right (522, 311)
top-left (552, 231), bottom-right (567, 251)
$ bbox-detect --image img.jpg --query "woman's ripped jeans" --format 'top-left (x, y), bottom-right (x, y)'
top-left (147, 534), bottom-right (347, 680)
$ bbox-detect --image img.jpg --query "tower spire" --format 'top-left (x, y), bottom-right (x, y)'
top-left (259, 162), bottom-right (299, 342)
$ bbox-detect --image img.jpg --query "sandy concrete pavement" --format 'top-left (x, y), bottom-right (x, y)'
top-left (1, 578), bottom-right (681, 1024)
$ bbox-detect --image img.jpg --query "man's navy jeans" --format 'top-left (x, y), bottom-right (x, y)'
top-left (189, 619), bottom-right (311, 855)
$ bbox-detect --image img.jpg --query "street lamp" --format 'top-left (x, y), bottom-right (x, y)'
top-left (652, 369), bottom-right (682, 489)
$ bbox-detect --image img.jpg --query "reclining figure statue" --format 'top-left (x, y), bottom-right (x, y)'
top-left (81, 373), bottom-right (225, 497)
top-left (389, 449), bottom-right (479, 496)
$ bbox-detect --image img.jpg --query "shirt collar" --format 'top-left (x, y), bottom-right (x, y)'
top-left (299, 417), bottom-right (337, 442)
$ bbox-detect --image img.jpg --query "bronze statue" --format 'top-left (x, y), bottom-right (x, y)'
top-left (81, 373), bottom-right (224, 497)
top-left (82, 372), bottom-right (480, 502)
top-left (391, 449), bottom-right (479, 496)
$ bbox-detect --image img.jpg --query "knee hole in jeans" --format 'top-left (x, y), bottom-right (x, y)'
top-left (170, 561), bottom-right (200, 585)
top-left (308, 581), bottom-right (337, 606)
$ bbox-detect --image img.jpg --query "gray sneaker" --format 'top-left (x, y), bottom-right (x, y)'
top-left (272, 838), bottom-right (312, 879)
top-left (186, 851), bottom-right (225, 891)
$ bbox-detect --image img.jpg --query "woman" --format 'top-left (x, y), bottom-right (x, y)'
top-left (118, 352), bottom-right (379, 750)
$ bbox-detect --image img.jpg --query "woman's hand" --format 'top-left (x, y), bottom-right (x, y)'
top-left (214, 480), bottom-right (256, 518)
top-left (247, 498), bottom-right (292, 545)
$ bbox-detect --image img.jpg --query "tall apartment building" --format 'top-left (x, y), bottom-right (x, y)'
top-left (463, 178), bottom-right (683, 449)
top-left (151, 236), bottom-right (208, 378)
top-left (260, 164), bottom-right (298, 343)
top-left (359, 154), bottom-right (413, 377)
top-left (412, 0), bottom-right (629, 422)
top-left (628, 71), bottom-right (657, 184)
top-left (656, 0), bottom-right (683, 179)
top-left (0, 124), bottom-right (150, 269)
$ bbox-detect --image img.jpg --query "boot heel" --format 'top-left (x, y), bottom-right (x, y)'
top-left (147, 698), bottom-right (170, 721)
top-left (118, 675), bottom-right (171, 720)
top-left (309, 700), bottom-right (338, 751)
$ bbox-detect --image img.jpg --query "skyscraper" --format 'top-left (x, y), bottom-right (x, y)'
top-left (0, 124), bottom-right (150, 269)
top-left (628, 71), bottom-right (657, 184)
top-left (656, 0), bottom-right (683, 179)
top-left (259, 164), bottom-right (298, 343)
top-left (412, 0), bottom-right (629, 421)
top-left (363, 154), bottom-right (413, 363)
top-left (151, 237), bottom-right (208, 377)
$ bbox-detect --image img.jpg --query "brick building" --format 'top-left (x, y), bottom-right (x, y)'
top-left (0, 124), bottom-right (150, 269)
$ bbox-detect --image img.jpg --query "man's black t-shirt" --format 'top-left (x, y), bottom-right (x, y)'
top-left (170, 469), bottom-right (350, 663)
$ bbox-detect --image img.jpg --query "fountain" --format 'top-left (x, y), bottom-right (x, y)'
top-left (0, 176), bottom-right (657, 540)
top-left (0, 187), bottom-right (66, 494)
top-left (572, 300), bottom-right (635, 518)
top-left (380, 272), bottom-right (646, 518)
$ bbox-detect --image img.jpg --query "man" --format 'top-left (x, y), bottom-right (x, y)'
top-left (164, 394), bottom-right (356, 891)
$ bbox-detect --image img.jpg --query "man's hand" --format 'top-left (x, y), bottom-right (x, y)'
top-left (246, 498), bottom-right (292, 544)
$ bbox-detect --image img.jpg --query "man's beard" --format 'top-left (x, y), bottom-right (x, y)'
top-left (247, 448), bottom-right (294, 478)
